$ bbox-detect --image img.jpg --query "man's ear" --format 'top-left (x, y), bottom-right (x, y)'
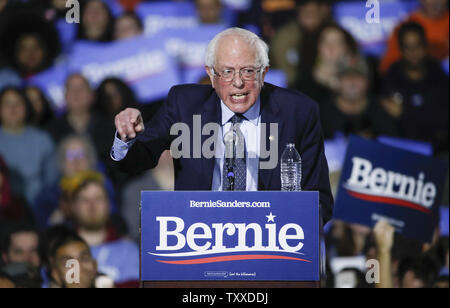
top-left (262, 66), bottom-right (270, 81)
top-left (205, 66), bottom-right (215, 88)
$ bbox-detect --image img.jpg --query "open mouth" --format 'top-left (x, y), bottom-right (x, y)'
top-left (231, 93), bottom-right (249, 101)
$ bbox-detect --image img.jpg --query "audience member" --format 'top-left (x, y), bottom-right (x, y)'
top-left (195, 0), bottom-right (223, 24)
top-left (380, 22), bottom-right (449, 154)
top-left (0, 6), bottom-right (61, 78)
top-left (48, 74), bottom-right (115, 166)
top-left (68, 175), bottom-right (139, 287)
top-left (24, 86), bottom-right (55, 130)
top-left (270, 0), bottom-right (330, 87)
top-left (95, 77), bottom-right (162, 123)
top-left (114, 11), bottom-right (143, 41)
top-left (0, 156), bottom-right (33, 223)
top-left (95, 77), bottom-right (139, 118)
top-left (77, 0), bottom-right (115, 42)
top-left (294, 22), bottom-right (358, 103)
top-left (0, 87), bottom-right (58, 204)
top-left (380, 0), bottom-right (449, 73)
top-left (43, 225), bottom-right (111, 288)
top-left (319, 55), bottom-right (385, 139)
top-left (1, 223), bottom-right (41, 270)
top-left (33, 136), bottom-right (118, 230)
top-left (397, 255), bottom-right (439, 288)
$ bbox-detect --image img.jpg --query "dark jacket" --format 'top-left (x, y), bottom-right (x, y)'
top-left (112, 83), bottom-right (334, 222)
top-left (382, 59), bottom-right (449, 154)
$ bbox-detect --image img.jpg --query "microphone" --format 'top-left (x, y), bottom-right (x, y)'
top-left (223, 130), bottom-right (238, 191)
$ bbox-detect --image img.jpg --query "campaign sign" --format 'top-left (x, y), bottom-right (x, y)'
top-left (136, 1), bottom-right (234, 37)
top-left (69, 35), bottom-right (181, 102)
top-left (141, 191), bottom-right (319, 281)
top-left (334, 136), bottom-right (448, 243)
top-left (163, 26), bottom-right (227, 84)
top-left (136, 2), bottom-right (199, 36)
top-left (333, 0), bottom-right (419, 56)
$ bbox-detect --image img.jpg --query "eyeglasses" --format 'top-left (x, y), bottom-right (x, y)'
top-left (65, 149), bottom-right (87, 161)
top-left (212, 66), bottom-right (263, 82)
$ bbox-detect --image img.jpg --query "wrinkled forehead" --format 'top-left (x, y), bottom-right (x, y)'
top-left (215, 35), bottom-right (259, 68)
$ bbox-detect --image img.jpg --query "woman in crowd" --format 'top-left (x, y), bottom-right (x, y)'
top-left (295, 22), bottom-right (358, 104)
top-left (33, 134), bottom-right (118, 230)
top-left (77, 0), bottom-right (115, 42)
top-left (0, 87), bottom-right (58, 205)
top-left (24, 86), bottom-right (55, 131)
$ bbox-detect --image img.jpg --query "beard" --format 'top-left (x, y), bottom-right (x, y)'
top-left (77, 216), bottom-right (108, 231)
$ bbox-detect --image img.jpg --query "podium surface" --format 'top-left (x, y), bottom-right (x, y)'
top-left (140, 191), bottom-right (323, 288)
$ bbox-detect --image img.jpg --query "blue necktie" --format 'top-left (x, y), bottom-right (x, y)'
top-left (222, 114), bottom-right (247, 191)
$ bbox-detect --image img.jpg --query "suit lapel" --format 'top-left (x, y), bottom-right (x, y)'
top-left (258, 84), bottom-right (282, 191)
top-left (200, 91), bottom-right (221, 190)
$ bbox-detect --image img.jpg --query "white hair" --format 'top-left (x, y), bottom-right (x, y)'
top-left (205, 27), bottom-right (270, 69)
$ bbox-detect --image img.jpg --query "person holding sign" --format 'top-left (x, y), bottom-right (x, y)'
top-left (110, 27), bottom-right (334, 222)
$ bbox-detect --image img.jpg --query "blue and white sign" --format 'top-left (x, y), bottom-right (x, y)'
top-left (141, 191), bottom-right (320, 281)
top-left (333, 0), bottom-right (419, 56)
top-left (334, 136), bottom-right (448, 243)
top-left (136, 2), bottom-right (199, 36)
top-left (69, 35), bottom-right (181, 102)
top-left (136, 1), bottom-right (234, 36)
top-left (163, 26), bottom-right (227, 84)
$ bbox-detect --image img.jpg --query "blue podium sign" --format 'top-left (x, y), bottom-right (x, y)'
top-left (141, 191), bottom-right (319, 281)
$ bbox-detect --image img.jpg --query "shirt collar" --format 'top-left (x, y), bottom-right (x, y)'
top-left (220, 98), bottom-right (261, 126)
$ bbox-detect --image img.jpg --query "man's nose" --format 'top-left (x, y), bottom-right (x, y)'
top-left (232, 73), bottom-right (244, 88)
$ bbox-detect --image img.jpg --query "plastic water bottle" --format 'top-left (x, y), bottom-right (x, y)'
top-left (281, 143), bottom-right (302, 191)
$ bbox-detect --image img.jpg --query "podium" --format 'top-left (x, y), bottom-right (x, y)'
top-left (140, 191), bottom-right (325, 288)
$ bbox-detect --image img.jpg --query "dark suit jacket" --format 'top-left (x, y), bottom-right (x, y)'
top-left (113, 83), bottom-right (334, 222)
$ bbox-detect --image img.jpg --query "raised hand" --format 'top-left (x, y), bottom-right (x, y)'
top-left (115, 108), bottom-right (145, 142)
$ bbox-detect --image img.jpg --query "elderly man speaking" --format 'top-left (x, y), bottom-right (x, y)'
top-left (110, 27), bottom-right (333, 222)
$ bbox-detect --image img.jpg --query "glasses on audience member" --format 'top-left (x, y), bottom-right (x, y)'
top-left (65, 149), bottom-right (87, 161)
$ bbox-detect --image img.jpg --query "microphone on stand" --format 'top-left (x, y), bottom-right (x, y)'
top-left (224, 129), bottom-right (238, 191)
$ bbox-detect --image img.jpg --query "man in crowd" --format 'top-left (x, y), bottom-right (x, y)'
top-left (381, 21), bottom-right (449, 155)
top-left (44, 225), bottom-right (101, 288)
top-left (68, 173), bottom-right (139, 287)
top-left (381, 0), bottom-right (449, 73)
top-left (1, 223), bottom-right (41, 269)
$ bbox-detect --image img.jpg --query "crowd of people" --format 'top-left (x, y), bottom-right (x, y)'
top-left (0, 0), bottom-right (448, 288)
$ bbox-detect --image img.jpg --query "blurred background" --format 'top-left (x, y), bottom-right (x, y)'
top-left (0, 0), bottom-right (448, 288)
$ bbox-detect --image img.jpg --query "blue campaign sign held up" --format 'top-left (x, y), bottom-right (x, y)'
top-left (136, 2), bottom-right (199, 36)
top-left (69, 35), bottom-right (181, 102)
top-left (333, 136), bottom-right (448, 243)
top-left (141, 191), bottom-right (320, 281)
top-left (333, 0), bottom-right (419, 56)
top-left (163, 26), bottom-right (227, 84)
top-left (136, 1), bottom-right (234, 37)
